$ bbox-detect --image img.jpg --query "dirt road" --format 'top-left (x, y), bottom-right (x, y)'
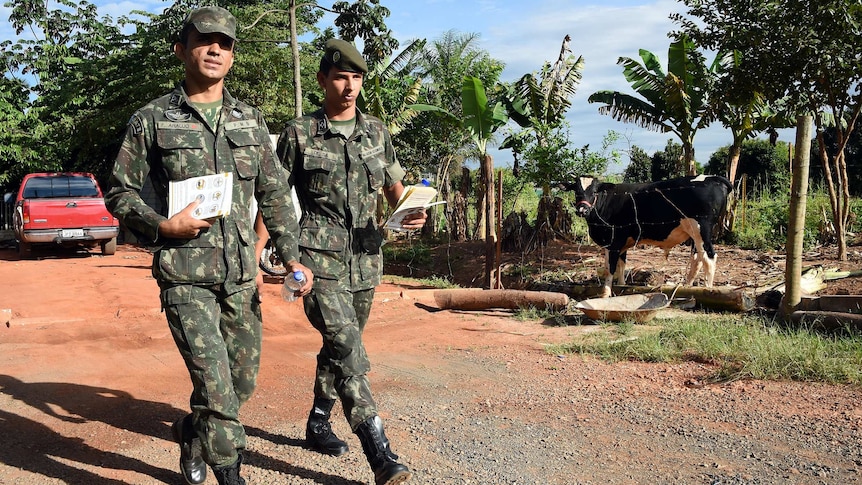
top-left (1, 244), bottom-right (861, 484)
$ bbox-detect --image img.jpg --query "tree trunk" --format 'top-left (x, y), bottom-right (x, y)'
top-left (494, 169), bottom-right (503, 289)
top-left (684, 141), bottom-right (697, 176)
top-left (780, 114), bottom-right (812, 318)
top-left (814, 113), bottom-right (855, 261)
top-left (475, 176), bottom-right (486, 241)
top-left (726, 140), bottom-right (742, 184)
top-left (482, 154), bottom-right (496, 288)
top-left (289, 1), bottom-right (303, 118)
top-left (452, 167), bottom-right (470, 241)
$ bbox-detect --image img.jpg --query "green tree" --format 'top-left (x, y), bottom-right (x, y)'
top-left (650, 139), bottom-right (687, 181)
top-left (2, 0), bottom-right (126, 182)
top-left (502, 35), bottom-right (584, 194)
top-left (332, 0), bottom-right (397, 68)
top-left (0, 76), bottom-right (42, 185)
top-left (357, 39), bottom-right (432, 135)
top-left (234, 1), bottom-right (323, 125)
top-left (242, 0), bottom-right (394, 119)
top-left (622, 145), bottom-right (652, 183)
top-left (707, 51), bottom-right (795, 183)
top-left (705, 139), bottom-right (790, 196)
top-left (675, 0), bottom-right (862, 260)
top-left (394, 30), bottom-right (504, 237)
top-left (588, 34), bottom-right (719, 176)
top-left (812, 117), bottom-right (862, 196)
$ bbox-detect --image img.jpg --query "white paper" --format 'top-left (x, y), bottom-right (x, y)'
top-left (383, 185), bottom-right (444, 231)
top-left (168, 173), bottom-right (233, 219)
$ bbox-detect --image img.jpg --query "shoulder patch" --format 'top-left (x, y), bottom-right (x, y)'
top-left (129, 113), bottom-right (144, 136)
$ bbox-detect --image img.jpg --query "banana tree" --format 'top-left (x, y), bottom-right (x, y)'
top-left (707, 50), bottom-right (795, 184)
top-left (358, 39), bottom-right (439, 136)
top-left (462, 76), bottom-right (509, 288)
top-left (588, 34), bottom-right (717, 176)
top-left (502, 35), bottom-right (584, 195)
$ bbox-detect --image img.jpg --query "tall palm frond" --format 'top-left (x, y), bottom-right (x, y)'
top-left (359, 38), bottom-right (435, 134)
top-left (588, 34), bottom-right (720, 174)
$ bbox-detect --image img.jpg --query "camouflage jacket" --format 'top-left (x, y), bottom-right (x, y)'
top-left (277, 109), bottom-right (405, 292)
top-left (105, 83), bottom-right (300, 292)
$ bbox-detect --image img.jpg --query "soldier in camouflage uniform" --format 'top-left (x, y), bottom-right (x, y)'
top-left (277, 39), bottom-right (425, 485)
top-left (105, 7), bottom-right (311, 485)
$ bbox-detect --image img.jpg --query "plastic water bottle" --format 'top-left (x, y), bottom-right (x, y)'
top-left (281, 270), bottom-right (306, 302)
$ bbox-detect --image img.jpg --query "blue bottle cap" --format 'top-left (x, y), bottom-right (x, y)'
top-left (292, 270), bottom-right (304, 281)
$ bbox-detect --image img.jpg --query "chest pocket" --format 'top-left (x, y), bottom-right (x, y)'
top-left (361, 145), bottom-right (386, 191)
top-left (156, 122), bottom-right (205, 178)
top-left (303, 148), bottom-right (340, 198)
top-left (225, 121), bottom-right (262, 180)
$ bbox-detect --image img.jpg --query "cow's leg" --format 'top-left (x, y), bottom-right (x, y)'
top-left (686, 245), bottom-right (703, 286)
top-left (682, 220), bottom-right (706, 286)
top-left (600, 248), bottom-right (620, 298)
top-left (703, 251), bottom-right (718, 287)
top-left (700, 222), bottom-right (719, 287)
top-left (616, 251), bottom-right (627, 286)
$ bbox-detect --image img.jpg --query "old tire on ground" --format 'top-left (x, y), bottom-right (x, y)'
top-left (101, 237), bottom-right (117, 255)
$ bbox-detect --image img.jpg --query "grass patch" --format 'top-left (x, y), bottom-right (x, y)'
top-left (513, 305), bottom-right (569, 326)
top-left (548, 314), bottom-right (862, 385)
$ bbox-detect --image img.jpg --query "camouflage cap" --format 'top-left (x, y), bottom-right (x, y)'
top-left (182, 6), bottom-right (237, 41)
top-left (322, 39), bottom-right (368, 74)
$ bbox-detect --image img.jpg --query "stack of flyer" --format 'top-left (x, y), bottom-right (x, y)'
top-left (168, 172), bottom-right (233, 219)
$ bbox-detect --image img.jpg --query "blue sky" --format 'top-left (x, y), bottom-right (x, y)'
top-left (1, 0), bottom-right (791, 173)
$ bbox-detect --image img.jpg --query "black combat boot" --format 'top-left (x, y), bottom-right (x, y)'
top-left (171, 414), bottom-right (207, 485)
top-left (305, 397), bottom-right (349, 456)
top-left (355, 416), bottom-right (412, 485)
top-left (211, 453), bottom-right (246, 485)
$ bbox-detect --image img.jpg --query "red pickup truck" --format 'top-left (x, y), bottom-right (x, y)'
top-left (6, 172), bottom-right (119, 257)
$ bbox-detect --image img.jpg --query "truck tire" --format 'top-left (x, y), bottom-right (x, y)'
top-left (101, 237), bottom-right (117, 256)
top-left (17, 241), bottom-right (31, 258)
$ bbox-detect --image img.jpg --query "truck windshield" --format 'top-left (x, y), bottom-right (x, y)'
top-left (23, 175), bottom-right (100, 198)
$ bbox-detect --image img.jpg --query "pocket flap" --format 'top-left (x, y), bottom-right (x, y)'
top-left (156, 124), bottom-right (205, 150)
top-left (225, 128), bottom-right (261, 148)
top-left (299, 226), bottom-right (348, 251)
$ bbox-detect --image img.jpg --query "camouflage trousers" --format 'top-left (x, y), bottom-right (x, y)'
top-left (160, 282), bottom-right (261, 467)
top-left (304, 288), bottom-right (377, 430)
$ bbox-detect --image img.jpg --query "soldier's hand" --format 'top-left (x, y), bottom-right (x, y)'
top-left (286, 261), bottom-right (314, 297)
top-left (158, 198), bottom-right (212, 239)
top-left (400, 209), bottom-right (427, 230)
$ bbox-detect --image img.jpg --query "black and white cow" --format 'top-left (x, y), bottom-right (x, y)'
top-left (562, 175), bottom-right (732, 298)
